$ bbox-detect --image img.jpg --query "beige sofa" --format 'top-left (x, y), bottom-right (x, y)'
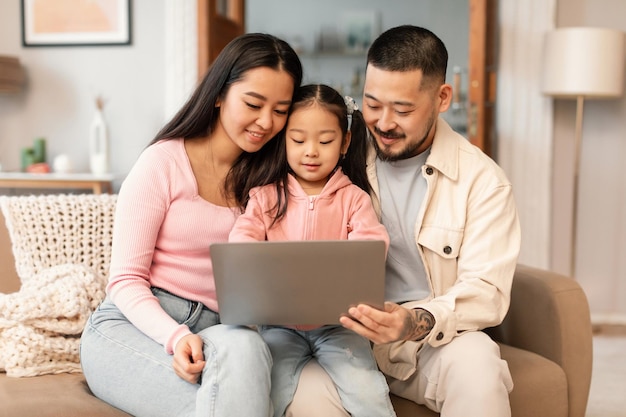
top-left (0, 193), bottom-right (593, 417)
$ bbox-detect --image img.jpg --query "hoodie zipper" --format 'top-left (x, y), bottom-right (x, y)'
top-left (304, 195), bottom-right (317, 239)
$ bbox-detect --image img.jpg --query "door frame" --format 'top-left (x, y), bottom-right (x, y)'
top-left (468, 0), bottom-right (497, 156)
top-left (197, 0), bottom-right (245, 78)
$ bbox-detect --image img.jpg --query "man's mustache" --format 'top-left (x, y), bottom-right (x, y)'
top-left (373, 126), bottom-right (405, 140)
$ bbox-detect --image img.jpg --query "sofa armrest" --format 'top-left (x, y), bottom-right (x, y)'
top-left (488, 264), bottom-right (593, 417)
top-left (0, 209), bottom-right (20, 294)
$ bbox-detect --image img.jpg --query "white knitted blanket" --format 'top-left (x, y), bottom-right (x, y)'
top-left (0, 263), bottom-right (107, 377)
top-left (0, 193), bottom-right (116, 378)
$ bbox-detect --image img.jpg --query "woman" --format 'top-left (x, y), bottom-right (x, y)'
top-left (80, 33), bottom-right (302, 417)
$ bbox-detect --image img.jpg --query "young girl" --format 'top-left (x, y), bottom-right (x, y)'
top-left (80, 33), bottom-right (303, 417)
top-left (229, 84), bottom-right (396, 417)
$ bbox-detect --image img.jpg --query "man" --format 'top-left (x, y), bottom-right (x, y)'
top-left (288, 25), bottom-right (520, 417)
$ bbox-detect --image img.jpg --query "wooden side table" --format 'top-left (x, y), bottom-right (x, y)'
top-left (0, 172), bottom-right (115, 194)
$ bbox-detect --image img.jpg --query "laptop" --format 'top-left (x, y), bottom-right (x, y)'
top-left (210, 240), bottom-right (386, 326)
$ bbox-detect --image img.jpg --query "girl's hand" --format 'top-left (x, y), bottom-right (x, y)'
top-left (172, 333), bottom-right (206, 384)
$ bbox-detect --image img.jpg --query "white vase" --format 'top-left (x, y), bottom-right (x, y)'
top-left (53, 154), bottom-right (72, 173)
top-left (89, 108), bottom-right (109, 175)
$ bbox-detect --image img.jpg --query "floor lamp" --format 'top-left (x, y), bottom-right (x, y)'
top-left (541, 27), bottom-right (625, 277)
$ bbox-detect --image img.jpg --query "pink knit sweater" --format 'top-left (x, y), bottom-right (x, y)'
top-left (107, 139), bottom-right (239, 354)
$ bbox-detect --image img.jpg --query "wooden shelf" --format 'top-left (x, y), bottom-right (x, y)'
top-left (0, 172), bottom-right (115, 194)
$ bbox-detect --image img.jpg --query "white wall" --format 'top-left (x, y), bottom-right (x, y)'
top-left (0, 0), bottom-right (166, 187)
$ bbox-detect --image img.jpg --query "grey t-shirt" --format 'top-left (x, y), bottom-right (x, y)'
top-left (376, 150), bottom-right (431, 303)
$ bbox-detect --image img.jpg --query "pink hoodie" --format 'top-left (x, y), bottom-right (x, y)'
top-left (229, 169), bottom-right (389, 246)
top-left (229, 169), bottom-right (389, 330)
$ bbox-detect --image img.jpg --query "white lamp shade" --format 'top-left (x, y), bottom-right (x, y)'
top-left (542, 27), bottom-right (625, 98)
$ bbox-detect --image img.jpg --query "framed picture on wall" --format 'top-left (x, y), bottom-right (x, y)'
top-left (21, 0), bottom-right (132, 47)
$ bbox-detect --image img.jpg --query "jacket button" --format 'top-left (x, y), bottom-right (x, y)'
top-left (436, 332), bottom-right (444, 340)
top-left (443, 246), bottom-right (452, 254)
top-left (425, 167), bottom-right (434, 175)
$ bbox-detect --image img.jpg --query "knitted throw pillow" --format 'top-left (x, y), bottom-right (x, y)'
top-left (0, 193), bottom-right (117, 284)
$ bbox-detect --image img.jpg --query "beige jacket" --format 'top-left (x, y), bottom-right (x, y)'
top-left (367, 118), bottom-right (521, 381)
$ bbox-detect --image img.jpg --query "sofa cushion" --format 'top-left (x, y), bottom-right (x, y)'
top-left (391, 394), bottom-right (439, 416)
top-left (501, 343), bottom-right (568, 417)
top-left (0, 210), bottom-right (19, 294)
top-left (0, 372), bottom-right (130, 417)
top-left (0, 342), bottom-right (570, 417)
top-left (388, 342), bottom-right (569, 417)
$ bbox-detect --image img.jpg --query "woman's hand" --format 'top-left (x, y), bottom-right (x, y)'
top-left (339, 302), bottom-right (434, 344)
top-left (172, 334), bottom-right (206, 384)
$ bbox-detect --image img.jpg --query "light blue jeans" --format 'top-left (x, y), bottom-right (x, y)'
top-left (259, 325), bottom-right (396, 417)
top-left (80, 288), bottom-right (273, 417)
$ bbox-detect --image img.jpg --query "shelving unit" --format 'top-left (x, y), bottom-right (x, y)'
top-left (0, 172), bottom-right (115, 194)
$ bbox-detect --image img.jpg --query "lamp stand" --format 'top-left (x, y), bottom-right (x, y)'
top-left (542, 28), bottom-right (625, 278)
top-left (570, 95), bottom-right (584, 277)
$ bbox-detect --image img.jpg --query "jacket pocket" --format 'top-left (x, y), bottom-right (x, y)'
top-left (418, 225), bottom-right (463, 259)
top-left (418, 225), bottom-right (463, 293)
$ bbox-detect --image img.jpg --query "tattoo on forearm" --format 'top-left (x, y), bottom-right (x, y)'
top-left (402, 308), bottom-right (435, 341)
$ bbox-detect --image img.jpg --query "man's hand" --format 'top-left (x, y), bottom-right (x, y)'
top-left (172, 333), bottom-right (205, 384)
top-left (340, 302), bottom-right (434, 344)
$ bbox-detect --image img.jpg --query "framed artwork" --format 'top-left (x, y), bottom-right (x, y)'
top-left (21, 0), bottom-right (132, 47)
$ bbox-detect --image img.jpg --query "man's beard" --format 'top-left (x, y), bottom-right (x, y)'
top-left (372, 113), bottom-right (436, 162)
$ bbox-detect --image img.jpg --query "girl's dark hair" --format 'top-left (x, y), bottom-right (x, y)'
top-left (149, 33), bottom-right (303, 208)
top-left (268, 84), bottom-right (372, 225)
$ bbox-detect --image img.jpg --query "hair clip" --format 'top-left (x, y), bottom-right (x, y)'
top-left (344, 96), bottom-right (358, 130)
top-left (344, 96), bottom-right (359, 115)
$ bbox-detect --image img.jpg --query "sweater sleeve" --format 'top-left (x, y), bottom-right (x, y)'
top-left (229, 188), bottom-right (269, 242)
top-left (106, 143), bottom-right (192, 354)
top-left (347, 187), bottom-right (390, 254)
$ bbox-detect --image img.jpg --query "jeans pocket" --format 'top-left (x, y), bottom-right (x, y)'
top-left (182, 301), bottom-right (204, 327)
top-left (151, 287), bottom-right (198, 325)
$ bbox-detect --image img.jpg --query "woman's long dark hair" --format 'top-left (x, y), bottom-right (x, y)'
top-left (149, 33), bottom-right (303, 208)
top-left (267, 84), bottom-right (372, 226)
